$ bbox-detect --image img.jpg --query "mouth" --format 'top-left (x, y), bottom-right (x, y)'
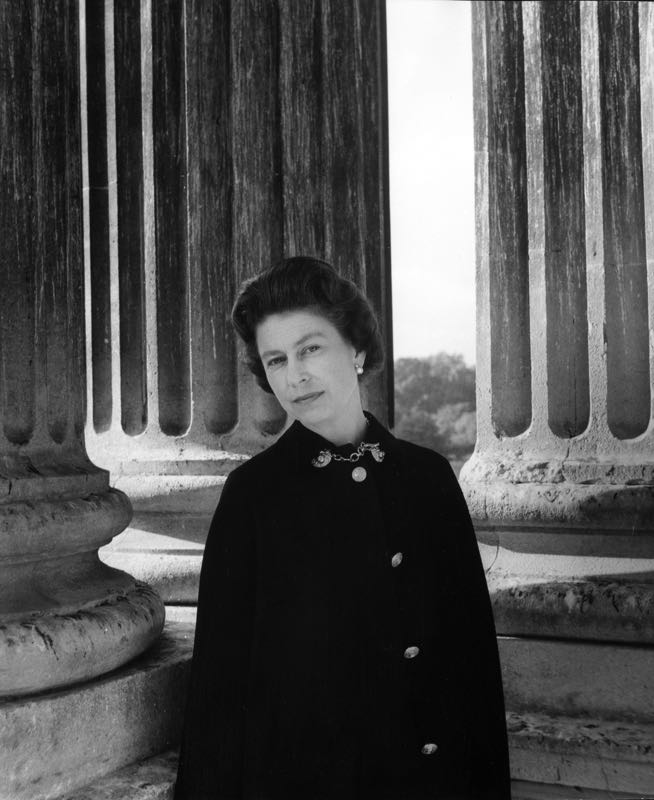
top-left (292, 391), bottom-right (324, 405)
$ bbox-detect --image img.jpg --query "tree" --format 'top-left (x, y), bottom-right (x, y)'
top-left (394, 353), bottom-right (476, 459)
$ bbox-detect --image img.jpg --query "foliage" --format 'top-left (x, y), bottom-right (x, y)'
top-left (393, 353), bottom-right (476, 459)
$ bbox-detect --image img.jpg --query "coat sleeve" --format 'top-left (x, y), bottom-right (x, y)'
top-left (174, 470), bottom-right (257, 800)
top-left (441, 458), bottom-right (512, 800)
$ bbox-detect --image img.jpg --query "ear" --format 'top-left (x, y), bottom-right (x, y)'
top-left (356, 350), bottom-right (366, 367)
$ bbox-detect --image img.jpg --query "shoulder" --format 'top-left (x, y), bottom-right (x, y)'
top-left (223, 430), bottom-right (292, 490)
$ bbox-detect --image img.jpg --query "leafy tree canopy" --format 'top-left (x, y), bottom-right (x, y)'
top-left (394, 353), bottom-right (476, 460)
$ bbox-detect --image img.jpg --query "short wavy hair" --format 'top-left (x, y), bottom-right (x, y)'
top-left (231, 256), bottom-right (385, 394)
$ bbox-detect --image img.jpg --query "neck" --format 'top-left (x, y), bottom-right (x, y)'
top-left (306, 407), bottom-right (368, 447)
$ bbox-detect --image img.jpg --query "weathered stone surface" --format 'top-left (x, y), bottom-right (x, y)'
top-left (60, 750), bottom-right (178, 800)
top-left (508, 711), bottom-right (654, 794)
top-left (0, 613), bottom-right (194, 800)
top-left (0, 583), bottom-right (164, 697)
top-left (499, 636), bottom-right (654, 721)
top-left (0, 488), bottom-right (130, 572)
top-left (491, 571), bottom-right (654, 642)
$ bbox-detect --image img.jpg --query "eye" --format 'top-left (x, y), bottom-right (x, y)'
top-left (266, 355), bottom-right (285, 368)
top-left (302, 344), bottom-right (320, 356)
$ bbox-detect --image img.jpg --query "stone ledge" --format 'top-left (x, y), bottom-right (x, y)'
top-left (509, 711), bottom-right (654, 794)
top-left (511, 778), bottom-right (653, 799)
top-left (476, 544), bottom-right (654, 642)
top-left (491, 577), bottom-right (654, 643)
top-left (499, 636), bottom-right (654, 721)
top-left (57, 736), bottom-right (654, 800)
top-left (0, 611), bottom-right (194, 800)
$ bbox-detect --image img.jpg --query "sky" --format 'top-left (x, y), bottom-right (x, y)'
top-left (387, 0), bottom-right (475, 365)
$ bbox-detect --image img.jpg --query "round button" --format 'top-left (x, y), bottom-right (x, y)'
top-left (403, 646), bottom-right (420, 659)
top-left (421, 743), bottom-right (438, 755)
top-left (351, 466), bottom-right (367, 482)
top-left (391, 552), bottom-right (403, 568)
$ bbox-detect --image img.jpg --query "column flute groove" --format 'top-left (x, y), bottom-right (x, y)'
top-left (639, 1), bottom-right (654, 428)
top-left (522, 1), bottom-right (548, 443)
top-left (580, 0), bottom-right (611, 442)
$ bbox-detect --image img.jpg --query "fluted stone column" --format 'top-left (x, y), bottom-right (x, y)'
top-left (83, 0), bottom-right (392, 603)
top-left (0, 0), bottom-right (164, 699)
top-left (463, 1), bottom-right (654, 793)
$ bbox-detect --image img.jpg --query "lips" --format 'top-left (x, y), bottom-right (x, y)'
top-left (292, 391), bottom-right (324, 404)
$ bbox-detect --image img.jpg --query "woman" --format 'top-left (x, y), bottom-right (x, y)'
top-left (174, 256), bottom-right (510, 800)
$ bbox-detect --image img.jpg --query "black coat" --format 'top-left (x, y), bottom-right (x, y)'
top-left (174, 414), bottom-right (510, 800)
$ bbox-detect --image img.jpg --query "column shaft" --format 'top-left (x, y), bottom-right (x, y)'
top-left (465, 1), bottom-right (654, 792)
top-left (84, 0), bottom-right (393, 602)
top-left (0, 0), bottom-right (164, 698)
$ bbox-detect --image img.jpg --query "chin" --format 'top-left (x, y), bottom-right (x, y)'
top-left (295, 406), bottom-right (328, 423)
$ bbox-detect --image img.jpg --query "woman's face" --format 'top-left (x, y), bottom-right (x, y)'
top-left (256, 308), bottom-right (366, 443)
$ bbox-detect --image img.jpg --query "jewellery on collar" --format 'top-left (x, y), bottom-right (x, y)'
top-left (311, 442), bottom-right (385, 469)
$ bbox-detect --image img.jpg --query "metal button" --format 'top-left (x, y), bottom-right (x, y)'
top-left (391, 552), bottom-right (403, 568)
top-left (421, 743), bottom-right (438, 755)
top-left (351, 466), bottom-right (367, 482)
top-left (403, 645), bottom-right (420, 659)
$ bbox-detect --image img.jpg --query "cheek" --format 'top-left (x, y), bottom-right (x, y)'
top-left (266, 372), bottom-right (284, 397)
top-left (330, 360), bottom-right (358, 393)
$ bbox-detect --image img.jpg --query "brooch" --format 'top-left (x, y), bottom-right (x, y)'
top-left (311, 442), bottom-right (385, 468)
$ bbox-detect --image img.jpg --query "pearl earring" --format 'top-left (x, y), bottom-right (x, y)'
top-left (355, 363), bottom-right (364, 375)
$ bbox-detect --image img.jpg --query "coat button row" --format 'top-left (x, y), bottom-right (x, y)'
top-left (421, 743), bottom-right (438, 755)
top-left (391, 551), bottom-right (403, 568)
top-left (403, 645), bottom-right (420, 659)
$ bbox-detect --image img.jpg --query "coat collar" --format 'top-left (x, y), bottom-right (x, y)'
top-left (277, 411), bottom-right (401, 474)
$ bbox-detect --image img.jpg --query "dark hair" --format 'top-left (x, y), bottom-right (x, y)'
top-left (231, 256), bottom-right (385, 393)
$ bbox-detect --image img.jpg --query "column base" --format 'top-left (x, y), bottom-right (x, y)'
top-left (0, 582), bottom-right (165, 697)
top-left (61, 750), bottom-right (179, 800)
top-left (1, 483), bottom-right (166, 696)
top-left (0, 609), bottom-right (194, 800)
top-left (100, 516), bottom-right (206, 603)
top-left (461, 452), bottom-right (654, 552)
top-left (478, 542), bottom-right (654, 642)
top-left (99, 472), bottom-right (231, 603)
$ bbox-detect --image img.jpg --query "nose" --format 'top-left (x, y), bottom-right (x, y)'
top-left (286, 356), bottom-right (308, 387)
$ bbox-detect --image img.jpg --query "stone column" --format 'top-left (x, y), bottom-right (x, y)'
top-left (0, 0), bottom-right (164, 698)
top-left (463, 1), bottom-right (654, 793)
top-left (83, 0), bottom-right (392, 603)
